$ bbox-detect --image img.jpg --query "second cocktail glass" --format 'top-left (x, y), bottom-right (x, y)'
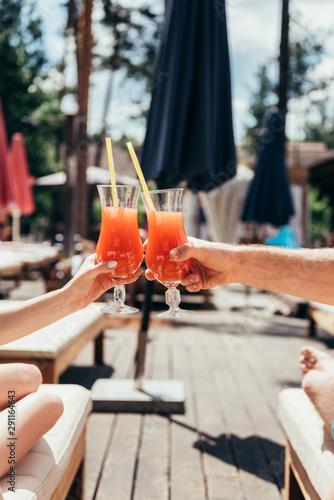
top-left (142, 188), bottom-right (193, 318)
top-left (95, 185), bottom-right (143, 314)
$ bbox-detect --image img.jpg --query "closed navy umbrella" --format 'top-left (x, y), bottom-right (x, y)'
top-left (141, 0), bottom-right (236, 192)
top-left (242, 109), bottom-right (294, 227)
top-left (134, 0), bottom-right (236, 396)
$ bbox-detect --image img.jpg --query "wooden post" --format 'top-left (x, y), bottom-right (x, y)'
top-left (64, 114), bottom-right (76, 257)
top-left (74, 0), bottom-right (93, 238)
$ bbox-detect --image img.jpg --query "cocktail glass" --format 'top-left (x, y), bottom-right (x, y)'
top-left (95, 185), bottom-right (143, 314)
top-left (142, 188), bottom-right (193, 318)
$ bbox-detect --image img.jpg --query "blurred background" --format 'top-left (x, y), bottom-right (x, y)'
top-left (0, 0), bottom-right (334, 259)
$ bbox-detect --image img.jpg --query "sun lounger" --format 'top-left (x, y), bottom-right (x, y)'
top-left (0, 301), bottom-right (106, 383)
top-left (0, 258), bottom-right (23, 280)
top-left (0, 250), bottom-right (58, 275)
top-left (278, 388), bottom-right (334, 500)
top-left (0, 384), bottom-right (91, 499)
top-left (308, 301), bottom-right (334, 338)
top-left (0, 259), bottom-right (23, 298)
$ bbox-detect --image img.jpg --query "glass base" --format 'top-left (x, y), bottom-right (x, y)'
top-left (157, 307), bottom-right (193, 319)
top-left (100, 303), bottom-right (139, 315)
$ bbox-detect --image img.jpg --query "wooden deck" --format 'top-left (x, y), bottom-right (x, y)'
top-left (57, 286), bottom-right (334, 500)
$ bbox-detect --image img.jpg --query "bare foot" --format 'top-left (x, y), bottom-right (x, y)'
top-left (299, 346), bottom-right (334, 375)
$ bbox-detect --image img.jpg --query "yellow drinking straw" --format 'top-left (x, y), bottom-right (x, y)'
top-left (126, 141), bottom-right (155, 211)
top-left (105, 137), bottom-right (118, 207)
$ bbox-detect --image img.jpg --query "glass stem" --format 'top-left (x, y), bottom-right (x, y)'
top-left (165, 287), bottom-right (181, 311)
top-left (114, 284), bottom-right (126, 306)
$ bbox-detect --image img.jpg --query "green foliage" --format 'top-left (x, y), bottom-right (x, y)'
top-left (288, 17), bottom-right (325, 100)
top-left (100, 1), bottom-right (160, 87)
top-left (97, 0), bottom-right (161, 127)
top-left (304, 102), bottom-right (334, 149)
top-left (91, 197), bottom-right (102, 226)
top-left (243, 65), bottom-right (276, 155)
top-left (115, 134), bottom-right (141, 154)
top-left (244, 16), bottom-right (330, 154)
top-left (311, 188), bottom-right (333, 242)
top-left (0, 0), bottom-right (64, 236)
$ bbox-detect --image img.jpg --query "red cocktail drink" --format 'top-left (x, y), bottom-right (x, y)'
top-left (96, 206), bottom-right (143, 283)
top-left (96, 185), bottom-right (143, 314)
top-left (145, 211), bottom-right (192, 286)
top-left (142, 188), bottom-right (193, 318)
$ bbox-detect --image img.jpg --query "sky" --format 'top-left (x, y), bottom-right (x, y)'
top-left (36, 0), bottom-right (334, 145)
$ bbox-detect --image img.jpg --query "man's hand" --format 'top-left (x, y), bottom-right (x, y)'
top-left (145, 238), bottom-right (234, 291)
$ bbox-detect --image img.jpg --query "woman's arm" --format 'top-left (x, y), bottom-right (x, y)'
top-left (0, 255), bottom-right (141, 345)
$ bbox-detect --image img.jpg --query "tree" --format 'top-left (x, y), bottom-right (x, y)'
top-left (0, 0), bottom-right (64, 238)
top-left (242, 65), bottom-right (275, 154)
top-left (310, 188), bottom-right (333, 242)
top-left (303, 99), bottom-right (334, 149)
top-left (244, 14), bottom-right (329, 154)
top-left (93, 0), bottom-right (161, 165)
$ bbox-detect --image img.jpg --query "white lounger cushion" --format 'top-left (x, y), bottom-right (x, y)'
top-left (309, 301), bottom-right (334, 315)
top-left (278, 388), bottom-right (334, 499)
top-left (0, 384), bottom-right (92, 499)
top-left (0, 302), bottom-right (104, 358)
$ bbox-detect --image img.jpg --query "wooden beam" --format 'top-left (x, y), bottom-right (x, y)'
top-left (75, 0), bottom-right (94, 238)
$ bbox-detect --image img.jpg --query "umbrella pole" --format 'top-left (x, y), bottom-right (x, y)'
top-left (12, 209), bottom-right (21, 242)
top-left (91, 277), bottom-right (185, 413)
top-left (134, 279), bottom-right (154, 390)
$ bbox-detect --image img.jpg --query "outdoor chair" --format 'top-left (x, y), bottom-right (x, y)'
top-left (308, 301), bottom-right (334, 338)
top-left (0, 301), bottom-right (106, 383)
top-left (0, 384), bottom-right (91, 499)
top-left (278, 388), bottom-right (334, 500)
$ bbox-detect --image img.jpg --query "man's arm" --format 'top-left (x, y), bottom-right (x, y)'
top-left (151, 238), bottom-right (334, 306)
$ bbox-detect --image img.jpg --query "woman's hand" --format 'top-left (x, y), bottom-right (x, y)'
top-left (66, 255), bottom-right (142, 308)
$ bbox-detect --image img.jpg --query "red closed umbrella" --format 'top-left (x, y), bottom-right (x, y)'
top-left (0, 98), bottom-right (15, 209)
top-left (8, 133), bottom-right (35, 215)
top-left (8, 133), bottom-right (35, 240)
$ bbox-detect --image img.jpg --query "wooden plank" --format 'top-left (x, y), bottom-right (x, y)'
top-left (107, 328), bottom-right (138, 379)
top-left (133, 416), bottom-right (169, 500)
top-left (84, 414), bottom-right (115, 500)
top-left (207, 476), bottom-right (244, 500)
top-left (132, 329), bottom-right (170, 500)
top-left (170, 341), bottom-right (207, 500)
top-left (95, 415), bottom-right (141, 500)
top-left (196, 320), bottom-right (283, 500)
top-left (222, 334), bottom-right (286, 497)
top-left (190, 341), bottom-right (246, 499)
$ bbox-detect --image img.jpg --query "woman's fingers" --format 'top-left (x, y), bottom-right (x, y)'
top-left (145, 269), bottom-right (155, 281)
top-left (80, 254), bottom-right (118, 277)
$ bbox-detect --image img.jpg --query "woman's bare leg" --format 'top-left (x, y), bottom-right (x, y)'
top-left (0, 363), bottom-right (42, 411)
top-left (0, 391), bottom-right (64, 478)
top-left (324, 482), bottom-right (334, 500)
top-left (300, 347), bottom-right (334, 434)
